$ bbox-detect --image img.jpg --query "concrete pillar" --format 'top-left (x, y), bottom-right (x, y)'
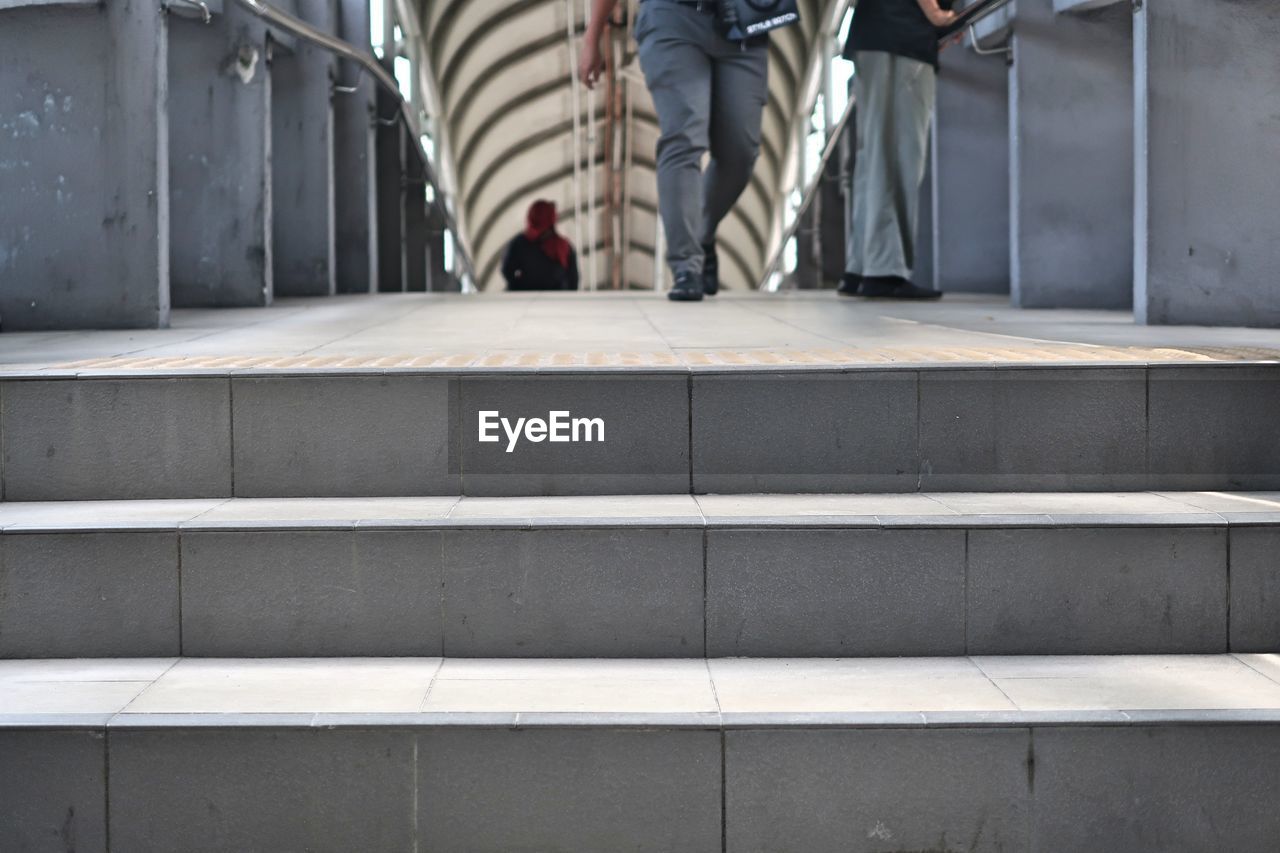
top-left (816, 156), bottom-right (847, 286)
top-left (375, 81), bottom-right (405, 292)
top-left (168, 7), bottom-right (272, 308)
top-left (333, 0), bottom-right (377, 293)
top-left (271, 0), bottom-right (337, 297)
top-left (1009, 0), bottom-right (1133, 308)
top-left (426, 230), bottom-right (447, 292)
top-left (930, 42), bottom-right (1010, 294)
top-left (404, 140), bottom-right (428, 292)
top-left (1135, 0), bottom-right (1280, 327)
top-left (0, 0), bottom-right (169, 330)
top-left (405, 200), bottom-right (427, 292)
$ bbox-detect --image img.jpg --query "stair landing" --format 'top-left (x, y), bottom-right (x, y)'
top-left (3, 292), bottom-right (1280, 373)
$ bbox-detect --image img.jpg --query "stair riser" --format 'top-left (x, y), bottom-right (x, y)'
top-left (3, 524), bottom-right (1274, 659)
top-left (3, 365), bottom-right (1279, 499)
top-left (6, 724), bottom-right (1280, 852)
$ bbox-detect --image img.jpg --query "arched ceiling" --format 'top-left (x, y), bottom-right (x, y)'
top-left (419, 0), bottom-right (835, 291)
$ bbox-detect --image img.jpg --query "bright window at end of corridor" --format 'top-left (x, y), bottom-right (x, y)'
top-left (370, 0), bottom-right (384, 58)
top-left (394, 56), bottom-right (412, 101)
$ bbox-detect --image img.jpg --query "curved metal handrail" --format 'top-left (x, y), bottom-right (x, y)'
top-left (938, 0), bottom-right (1016, 43)
top-left (232, 0), bottom-right (401, 100)
top-left (231, 0), bottom-right (477, 283)
top-left (173, 0), bottom-right (211, 24)
top-left (756, 98), bottom-right (855, 291)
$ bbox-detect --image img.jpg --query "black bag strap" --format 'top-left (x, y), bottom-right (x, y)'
top-left (717, 0), bottom-right (801, 42)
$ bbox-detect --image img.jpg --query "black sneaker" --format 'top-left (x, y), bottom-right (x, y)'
top-left (702, 244), bottom-right (720, 296)
top-left (860, 275), bottom-right (943, 300)
top-left (837, 273), bottom-right (862, 297)
top-left (668, 270), bottom-right (704, 302)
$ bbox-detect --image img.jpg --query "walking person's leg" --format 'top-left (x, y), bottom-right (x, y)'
top-left (635, 2), bottom-right (715, 300)
top-left (700, 38), bottom-right (768, 295)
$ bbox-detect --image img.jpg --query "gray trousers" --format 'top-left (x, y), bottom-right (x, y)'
top-left (635, 0), bottom-right (768, 277)
top-left (846, 51), bottom-right (937, 280)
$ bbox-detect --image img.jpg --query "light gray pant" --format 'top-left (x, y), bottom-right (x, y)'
top-left (846, 51), bottom-right (937, 280)
top-left (635, 0), bottom-right (769, 277)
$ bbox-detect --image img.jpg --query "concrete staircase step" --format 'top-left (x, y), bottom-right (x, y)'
top-left (2, 493), bottom-right (1277, 659)
top-left (3, 362), bottom-right (1279, 499)
top-left (4, 654), bottom-right (1280, 851)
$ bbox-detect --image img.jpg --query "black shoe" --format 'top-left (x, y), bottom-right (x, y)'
top-left (837, 273), bottom-right (862, 297)
top-left (859, 275), bottom-right (943, 300)
top-left (702, 244), bottom-right (720, 296)
top-left (668, 270), bottom-right (704, 302)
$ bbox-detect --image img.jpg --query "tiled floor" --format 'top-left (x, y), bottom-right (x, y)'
top-left (3, 292), bottom-right (1280, 372)
top-left (4, 655), bottom-right (1280, 723)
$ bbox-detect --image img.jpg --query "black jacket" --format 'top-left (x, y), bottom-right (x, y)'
top-left (501, 234), bottom-right (580, 291)
top-left (844, 0), bottom-right (952, 70)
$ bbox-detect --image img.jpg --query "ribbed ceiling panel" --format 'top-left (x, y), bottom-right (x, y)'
top-left (420, 0), bottom-right (833, 290)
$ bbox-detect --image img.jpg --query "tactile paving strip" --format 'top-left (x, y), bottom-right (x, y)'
top-left (38, 344), bottom-right (1280, 372)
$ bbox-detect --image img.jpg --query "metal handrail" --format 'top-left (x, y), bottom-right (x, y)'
top-left (232, 0), bottom-right (401, 100)
top-left (938, 0), bottom-right (1016, 42)
top-left (756, 98), bottom-right (855, 291)
top-left (230, 0), bottom-right (477, 283)
top-left (173, 0), bottom-right (211, 24)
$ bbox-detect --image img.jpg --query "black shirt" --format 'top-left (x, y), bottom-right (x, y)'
top-left (501, 234), bottom-right (580, 291)
top-left (843, 0), bottom-right (952, 70)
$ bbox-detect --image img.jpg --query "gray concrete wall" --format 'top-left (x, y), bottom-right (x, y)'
top-left (1135, 0), bottom-right (1280, 327)
top-left (931, 43), bottom-right (1010, 294)
top-left (271, 0), bottom-right (338, 297)
top-left (168, 8), bottom-right (273, 308)
top-left (333, 0), bottom-right (378, 293)
top-left (1009, 0), bottom-right (1133, 308)
top-left (0, 2), bottom-right (169, 330)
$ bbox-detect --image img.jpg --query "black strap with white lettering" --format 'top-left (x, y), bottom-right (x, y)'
top-left (717, 0), bottom-right (800, 42)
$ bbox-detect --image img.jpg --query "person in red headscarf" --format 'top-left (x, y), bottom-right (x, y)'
top-left (501, 200), bottom-right (581, 291)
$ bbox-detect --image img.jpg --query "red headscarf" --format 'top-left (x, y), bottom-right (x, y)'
top-left (524, 200), bottom-right (573, 269)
